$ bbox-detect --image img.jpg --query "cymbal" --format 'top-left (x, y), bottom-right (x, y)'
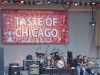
top-left (60, 53), bottom-right (65, 54)
top-left (50, 52), bottom-right (56, 55)
top-left (35, 52), bottom-right (45, 55)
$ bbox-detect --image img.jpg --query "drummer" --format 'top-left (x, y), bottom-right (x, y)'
top-left (50, 52), bottom-right (55, 60)
top-left (54, 52), bottom-right (60, 60)
top-left (47, 52), bottom-right (56, 68)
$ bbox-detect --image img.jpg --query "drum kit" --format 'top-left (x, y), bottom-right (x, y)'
top-left (35, 52), bottom-right (67, 68)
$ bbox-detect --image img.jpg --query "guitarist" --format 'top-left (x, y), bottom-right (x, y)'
top-left (83, 56), bottom-right (92, 75)
top-left (76, 55), bottom-right (86, 75)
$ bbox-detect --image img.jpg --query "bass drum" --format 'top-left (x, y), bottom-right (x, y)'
top-left (39, 58), bottom-right (44, 64)
top-left (57, 60), bottom-right (64, 68)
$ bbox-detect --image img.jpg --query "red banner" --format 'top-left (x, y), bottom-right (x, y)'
top-left (2, 9), bottom-right (68, 44)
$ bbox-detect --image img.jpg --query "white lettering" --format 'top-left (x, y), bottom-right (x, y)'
top-left (15, 28), bottom-right (21, 37)
top-left (32, 18), bottom-right (37, 25)
top-left (22, 28), bottom-right (28, 37)
top-left (46, 18), bottom-right (52, 26)
top-left (15, 17), bottom-right (58, 26)
top-left (51, 29), bottom-right (58, 37)
top-left (38, 29), bottom-right (44, 37)
top-left (15, 17), bottom-right (20, 26)
top-left (53, 18), bottom-right (57, 26)
top-left (15, 28), bottom-right (58, 38)
top-left (27, 17), bottom-right (32, 26)
top-left (38, 18), bottom-right (43, 26)
top-left (20, 17), bottom-right (26, 26)
top-left (44, 29), bottom-right (50, 37)
top-left (32, 29), bottom-right (37, 37)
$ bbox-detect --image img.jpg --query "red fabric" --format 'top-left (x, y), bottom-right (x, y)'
top-left (2, 9), bottom-right (68, 44)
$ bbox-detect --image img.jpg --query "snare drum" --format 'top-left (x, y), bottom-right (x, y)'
top-left (57, 60), bottom-right (64, 68)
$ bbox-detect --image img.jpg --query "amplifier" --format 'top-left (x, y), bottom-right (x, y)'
top-left (9, 63), bottom-right (20, 75)
top-left (29, 64), bottom-right (39, 75)
top-left (23, 60), bottom-right (40, 70)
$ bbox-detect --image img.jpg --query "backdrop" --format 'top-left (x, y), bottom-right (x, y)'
top-left (0, 10), bottom-right (97, 66)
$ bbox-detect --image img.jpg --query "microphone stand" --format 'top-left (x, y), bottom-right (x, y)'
top-left (35, 47), bottom-right (41, 58)
top-left (44, 45), bottom-right (49, 67)
top-left (52, 46), bottom-right (56, 52)
top-left (64, 45), bottom-right (69, 52)
top-left (45, 45), bottom-right (49, 54)
top-left (57, 48), bottom-right (63, 56)
top-left (36, 47), bottom-right (40, 52)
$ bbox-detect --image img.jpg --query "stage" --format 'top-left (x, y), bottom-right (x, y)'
top-left (40, 68), bottom-right (77, 75)
top-left (5, 67), bottom-right (77, 75)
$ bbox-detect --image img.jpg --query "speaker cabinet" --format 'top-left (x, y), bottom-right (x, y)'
top-left (0, 47), bottom-right (4, 60)
top-left (67, 52), bottom-right (72, 59)
top-left (9, 63), bottom-right (20, 75)
top-left (67, 52), bottom-right (73, 67)
top-left (23, 60), bottom-right (35, 70)
top-left (0, 59), bottom-right (4, 75)
top-left (29, 64), bottom-right (39, 75)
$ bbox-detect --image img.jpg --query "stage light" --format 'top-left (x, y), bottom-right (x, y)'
top-left (98, 3), bottom-right (100, 6)
top-left (37, 1), bottom-right (40, 4)
top-left (51, 0), bottom-right (55, 4)
top-left (8, 0), bottom-right (11, 3)
top-left (24, 1), bottom-right (27, 4)
top-left (92, 2), bottom-right (95, 5)
top-left (12, 0), bottom-right (21, 4)
top-left (89, 2), bottom-right (92, 6)
top-left (20, 0), bottom-right (24, 4)
top-left (89, 21), bottom-right (96, 26)
top-left (60, 0), bottom-right (65, 5)
top-left (74, 2), bottom-right (78, 6)
top-left (96, 1), bottom-right (100, 6)
top-left (28, 1), bottom-right (31, 5)
top-left (12, 0), bottom-right (15, 3)
top-left (84, 2), bottom-right (87, 6)
top-left (65, 1), bottom-right (69, 5)
top-left (3, 0), bottom-right (7, 4)
top-left (15, 2), bottom-right (19, 4)
top-left (69, 1), bottom-right (73, 5)
top-left (55, 0), bottom-right (59, 4)
top-left (89, 1), bottom-right (96, 6)
top-left (32, 0), bottom-right (35, 5)
top-left (3, 1), bottom-right (7, 4)
top-left (79, 2), bottom-right (82, 6)
top-left (43, 0), bottom-right (46, 5)
top-left (47, 0), bottom-right (50, 4)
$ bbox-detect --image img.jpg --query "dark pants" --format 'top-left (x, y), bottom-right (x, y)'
top-left (86, 68), bottom-right (92, 75)
top-left (80, 68), bottom-right (92, 75)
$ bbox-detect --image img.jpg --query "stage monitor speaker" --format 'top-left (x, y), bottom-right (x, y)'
top-left (29, 64), bottom-right (39, 75)
top-left (67, 52), bottom-right (72, 59)
top-left (23, 60), bottom-right (36, 70)
top-left (0, 59), bottom-right (4, 75)
top-left (9, 63), bottom-right (20, 75)
top-left (0, 47), bottom-right (4, 60)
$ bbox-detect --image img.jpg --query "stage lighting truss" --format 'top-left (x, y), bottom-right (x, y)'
top-left (0, 0), bottom-right (100, 6)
